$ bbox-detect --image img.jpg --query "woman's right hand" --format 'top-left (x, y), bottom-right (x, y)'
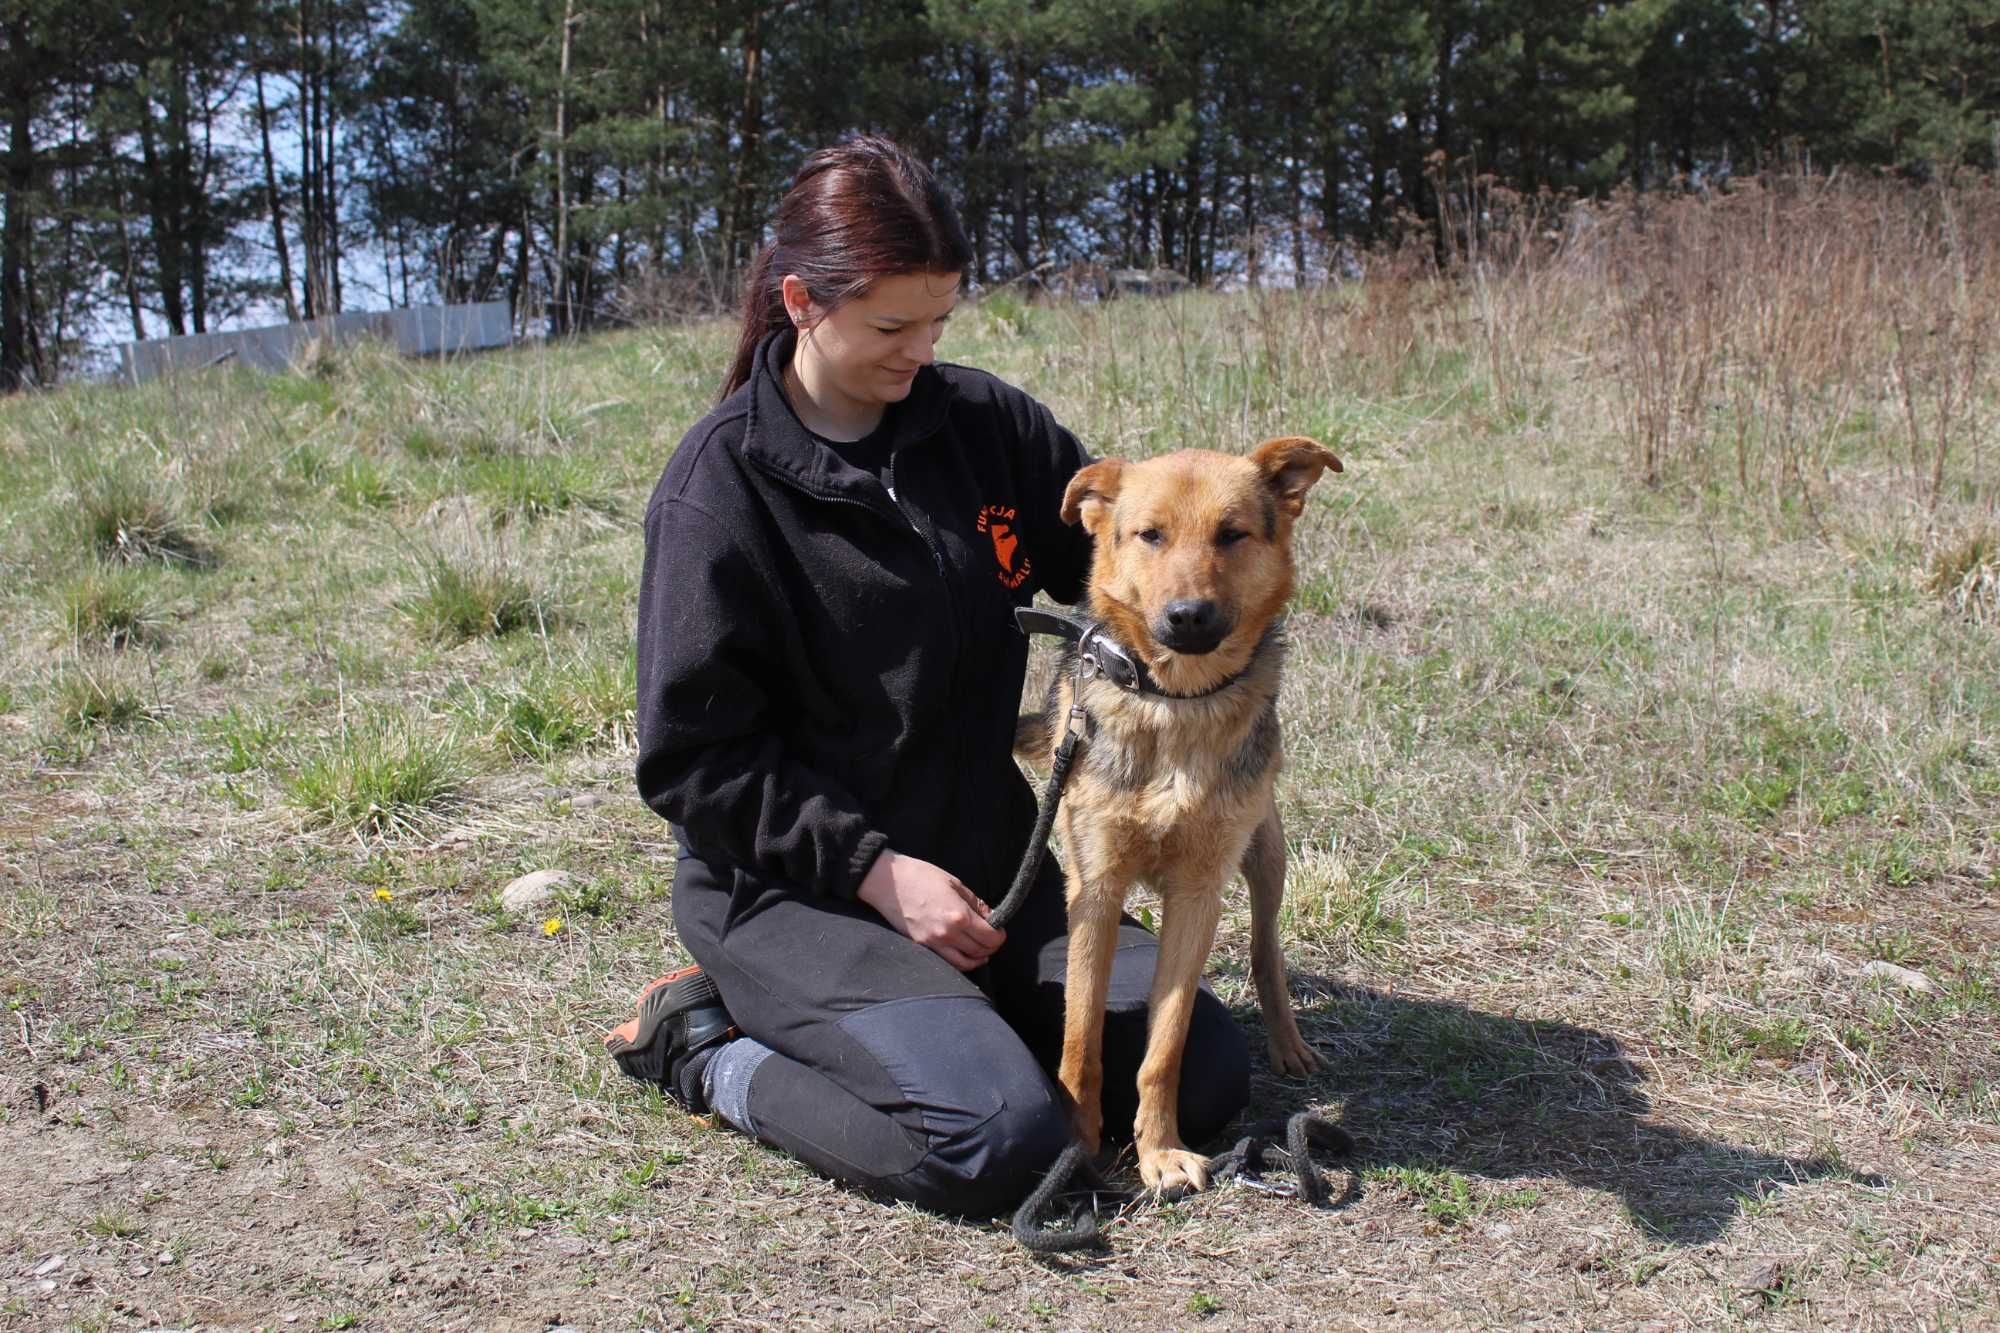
top-left (856, 849), bottom-right (1005, 971)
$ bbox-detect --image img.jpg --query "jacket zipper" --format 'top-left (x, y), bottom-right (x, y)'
top-left (885, 456), bottom-right (946, 578)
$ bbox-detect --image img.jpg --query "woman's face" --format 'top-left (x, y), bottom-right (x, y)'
top-left (784, 269), bottom-right (961, 412)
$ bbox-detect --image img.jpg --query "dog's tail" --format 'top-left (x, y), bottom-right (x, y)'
top-left (1013, 710), bottom-right (1052, 764)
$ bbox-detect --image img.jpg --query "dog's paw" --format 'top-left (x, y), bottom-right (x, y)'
top-left (1138, 1146), bottom-right (1211, 1198)
top-left (1267, 1030), bottom-right (1321, 1077)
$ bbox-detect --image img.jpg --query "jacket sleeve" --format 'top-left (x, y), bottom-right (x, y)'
top-left (634, 497), bottom-right (889, 898)
top-left (1006, 387), bottom-right (1095, 606)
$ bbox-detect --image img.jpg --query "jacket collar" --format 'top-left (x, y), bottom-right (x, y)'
top-left (740, 328), bottom-right (956, 497)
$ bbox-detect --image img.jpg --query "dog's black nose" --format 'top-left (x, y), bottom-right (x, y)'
top-left (1156, 599), bottom-right (1227, 654)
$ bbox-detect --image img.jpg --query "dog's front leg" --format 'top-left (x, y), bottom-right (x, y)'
top-left (1058, 871), bottom-right (1125, 1155)
top-left (1133, 884), bottom-right (1224, 1196)
top-left (1244, 800), bottom-right (1320, 1076)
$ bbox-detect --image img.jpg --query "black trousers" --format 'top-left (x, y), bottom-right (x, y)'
top-left (671, 848), bottom-right (1252, 1217)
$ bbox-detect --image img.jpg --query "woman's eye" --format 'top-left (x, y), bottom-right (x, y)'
top-left (1216, 528), bottom-right (1248, 548)
top-left (1137, 528), bottom-right (1164, 546)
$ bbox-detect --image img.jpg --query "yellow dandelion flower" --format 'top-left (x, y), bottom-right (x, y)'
top-left (373, 888), bottom-right (394, 903)
top-left (543, 917), bottom-right (563, 936)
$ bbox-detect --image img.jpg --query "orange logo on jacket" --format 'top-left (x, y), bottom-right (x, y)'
top-left (976, 504), bottom-right (1032, 590)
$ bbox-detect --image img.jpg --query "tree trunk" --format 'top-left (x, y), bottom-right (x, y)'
top-left (554, 0), bottom-right (574, 333)
top-left (255, 69), bottom-right (300, 322)
top-left (137, 110), bottom-right (188, 337)
top-left (1, 28), bottom-right (34, 393)
top-left (1243, 171), bottom-right (1259, 288)
top-left (297, 0), bottom-right (321, 319)
top-left (965, 48), bottom-right (990, 284)
top-left (1008, 53), bottom-right (1029, 273)
top-left (324, 0), bottom-right (342, 312)
top-left (732, 1), bottom-right (763, 276)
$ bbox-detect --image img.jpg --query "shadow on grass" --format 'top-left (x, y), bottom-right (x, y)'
top-left (1229, 974), bottom-right (1878, 1245)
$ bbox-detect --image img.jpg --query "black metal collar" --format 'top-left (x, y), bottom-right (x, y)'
top-left (1014, 607), bottom-right (1256, 700)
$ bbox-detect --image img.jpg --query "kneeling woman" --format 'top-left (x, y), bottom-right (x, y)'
top-left (610, 135), bottom-right (1249, 1214)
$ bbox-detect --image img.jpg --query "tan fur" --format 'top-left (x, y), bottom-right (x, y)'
top-left (1031, 435), bottom-right (1341, 1195)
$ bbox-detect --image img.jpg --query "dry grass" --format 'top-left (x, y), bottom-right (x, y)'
top-left (1, 176), bottom-right (1996, 1328)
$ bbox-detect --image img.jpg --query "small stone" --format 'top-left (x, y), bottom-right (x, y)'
top-left (500, 869), bottom-right (570, 913)
top-left (1862, 960), bottom-right (1934, 992)
top-left (282, 1314), bottom-right (302, 1325)
top-left (569, 793), bottom-right (607, 812)
top-left (34, 1255), bottom-right (64, 1277)
top-left (1738, 1259), bottom-right (1786, 1296)
top-left (130, 1265), bottom-right (150, 1278)
top-left (34, 1280), bottom-right (55, 1295)
top-left (156, 1250), bottom-right (175, 1265)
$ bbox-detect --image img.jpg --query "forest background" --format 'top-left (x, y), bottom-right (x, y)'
top-left (4, 0), bottom-right (2000, 387)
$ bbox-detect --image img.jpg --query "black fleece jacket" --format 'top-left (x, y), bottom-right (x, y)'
top-left (635, 329), bottom-right (1092, 905)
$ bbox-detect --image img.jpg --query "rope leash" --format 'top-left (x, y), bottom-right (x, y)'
top-left (987, 647), bottom-right (1089, 932)
top-left (1010, 1110), bottom-right (1355, 1251)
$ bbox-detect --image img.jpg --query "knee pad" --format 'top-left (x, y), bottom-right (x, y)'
top-left (836, 994), bottom-right (1070, 1215)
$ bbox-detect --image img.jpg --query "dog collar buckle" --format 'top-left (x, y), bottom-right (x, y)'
top-left (1076, 624), bottom-right (1144, 692)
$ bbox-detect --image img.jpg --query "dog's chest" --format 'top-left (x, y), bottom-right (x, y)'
top-left (1079, 699), bottom-right (1280, 826)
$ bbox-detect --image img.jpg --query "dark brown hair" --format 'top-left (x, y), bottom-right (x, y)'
top-left (720, 135), bottom-right (973, 400)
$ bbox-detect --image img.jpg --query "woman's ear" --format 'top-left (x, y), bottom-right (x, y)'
top-left (780, 274), bottom-right (817, 329)
top-left (1060, 459), bottom-right (1125, 532)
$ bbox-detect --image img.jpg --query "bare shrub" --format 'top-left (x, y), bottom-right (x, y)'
top-left (1573, 173), bottom-right (1999, 511)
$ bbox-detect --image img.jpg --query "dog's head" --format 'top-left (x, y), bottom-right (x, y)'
top-left (1060, 436), bottom-right (1341, 685)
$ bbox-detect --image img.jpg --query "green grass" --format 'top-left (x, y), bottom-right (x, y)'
top-left (453, 651), bottom-right (636, 760)
top-left (47, 661), bottom-right (153, 733)
top-left (400, 551), bottom-right (551, 642)
top-left (457, 453), bottom-right (614, 524)
top-left (57, 564), bottom-right (165, 648)
top-left (285, 717), bottom-right (471, 836)
top-left (63, 457), bottom-right (209, 566)
top-left (1370, 1165), bottom-right (1545, 1227)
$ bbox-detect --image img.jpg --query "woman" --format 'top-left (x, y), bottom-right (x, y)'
top-left (608, 135), bottom-right (1250, 1215)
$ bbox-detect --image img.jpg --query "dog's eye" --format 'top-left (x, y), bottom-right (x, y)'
top-left (1216, 527), bottom-right (1249, 548)
top-left (1136, 528), bottom-right (1165, 547)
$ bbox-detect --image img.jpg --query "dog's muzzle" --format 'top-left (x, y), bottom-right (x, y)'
top-left (1153, 599), bottom-right (1230, 656)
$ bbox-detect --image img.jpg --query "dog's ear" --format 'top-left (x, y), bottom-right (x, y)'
top-left (1060, 458), bottom-right (1125, 531)
top-left (1251, 436), bottom-right (1342, 517)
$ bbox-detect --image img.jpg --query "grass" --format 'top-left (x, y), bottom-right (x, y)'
top-left (285, 716), bottom-right (471, 836)
top-left (62, 456), bottom-right (210, 566)
top-left (0, 186), bottom-right (1996, 1326)
top-left (454, 650), bottom-right (636, 760)
top-left (400, 549), bottom-right (551, 642)
top-left (46, 660), bottom-right (154, 734)
top-left (56, 564), bottom-right (165, 648)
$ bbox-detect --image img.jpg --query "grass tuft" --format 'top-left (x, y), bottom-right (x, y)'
top-left (459, 453), bottom-right (613, 524)
top-left (1282, 845), bottom-right (1405, 955)
top-left (58, 564), bottom-right (165, 648)
top-left (1926, 528), bottom-right (1998, 621)
top-left (48, 661), bottom-right (153, 733)
top-left (286, 717), bottom-right (470, 837)
top-left (400, 551), bottom-right (551, 642)
top-left (66, 459), bottom-right (209, 565)
top-left (457, 651), bottom-right (636, 760)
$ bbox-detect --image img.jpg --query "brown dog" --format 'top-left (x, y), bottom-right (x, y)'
top-left (1022, 435), bottom-right (1341, 1195)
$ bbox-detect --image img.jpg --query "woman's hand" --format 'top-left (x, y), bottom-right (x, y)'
top-left (856, 849), bottom-right (1004, 971)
